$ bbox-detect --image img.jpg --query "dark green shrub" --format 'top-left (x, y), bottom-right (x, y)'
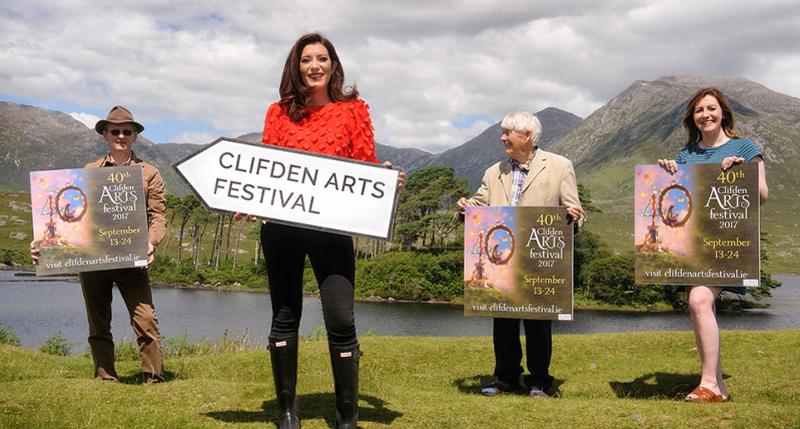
top-left (114, 339), bottom-right (139, 361)
top-left (574, 229), bottom-right (611, 295)
top-left (162, 335), bottom-right (191, 357)
top-left (0, 325), bottom-right (20, 346)
top-left (303, 326), bottom-right (327, 342)
top-left (39, 331), bottom-right (75, 356)
top-left (356, 251), bottom-right (463, 301)
top-left (751, 232), bottom-right (782, 301)
top-left (580, 254), bottom-right (669, 306)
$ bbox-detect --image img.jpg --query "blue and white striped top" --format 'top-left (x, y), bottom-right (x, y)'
top-left (676, 137), bottom-right (762, 165)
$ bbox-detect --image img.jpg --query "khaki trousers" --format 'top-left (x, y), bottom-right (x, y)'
top-left (79, 268), bottom-right (163, 380)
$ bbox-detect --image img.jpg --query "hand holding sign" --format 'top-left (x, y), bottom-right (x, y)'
top-left (233, 212), bottom-right (258, 223)
top-left (382, 161), bottom-right (406, 188)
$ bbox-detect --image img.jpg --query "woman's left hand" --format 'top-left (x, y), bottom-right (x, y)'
top-left (383, 161), bottom-right (406, 189)
top-left (721, 156), bottom-right (745, 171)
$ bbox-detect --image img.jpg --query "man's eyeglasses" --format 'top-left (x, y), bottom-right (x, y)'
top-left (108, 129), bottom-right (134, 136)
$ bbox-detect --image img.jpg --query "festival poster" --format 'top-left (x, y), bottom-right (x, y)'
top-left (634, 163), bottom-right (760, 286)
top-left (30, 167), bottom-right (149, 275)
top-left (464, 206), bottom-right (574, 320)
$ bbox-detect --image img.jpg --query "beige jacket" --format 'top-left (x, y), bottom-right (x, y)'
top-left (467, 148), bottom-right (585, 226)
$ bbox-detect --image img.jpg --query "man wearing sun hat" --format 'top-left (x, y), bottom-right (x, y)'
top-left (32, 105), bottom-right (168, 383)
top-left (86, 105), bottom-right (168, 383)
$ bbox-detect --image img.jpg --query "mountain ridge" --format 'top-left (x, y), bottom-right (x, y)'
top-left (0, 101), bottom-right (187, 194)
top-left (0, 74), bottom-right (797, 269)
top-left (545, 75), bottom-right (799, 270)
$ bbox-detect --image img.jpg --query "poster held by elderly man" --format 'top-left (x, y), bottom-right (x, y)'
top-left (30, 166), bottom-right (150, 276)
top-left (173, 137), bottom-right (400, 240)
top-left (634, 163), bottom-right (760, 286)
top-left (464, 206), bottom-right (574, 320)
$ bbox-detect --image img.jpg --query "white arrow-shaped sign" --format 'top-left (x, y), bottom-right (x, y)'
top-left (174, 138), bottom-right (400, 240)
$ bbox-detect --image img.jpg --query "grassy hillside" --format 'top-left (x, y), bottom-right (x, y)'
top-left (547, 76), bottom-right (800, 275)
top-left (0, 191), bottom-right (36, 264)
top-left (1, 330), bottom-right (799, 428)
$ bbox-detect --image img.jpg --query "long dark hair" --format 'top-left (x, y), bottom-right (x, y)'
top-left (279, 33), bottom-right (358, 122)
top-left (682, 87), bottom-right (739, 146)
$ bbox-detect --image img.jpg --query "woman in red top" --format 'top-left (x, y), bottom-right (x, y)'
top-left (259, 33), bottom-right (401, 429)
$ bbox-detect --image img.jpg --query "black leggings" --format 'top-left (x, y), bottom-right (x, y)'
top-left (261, 222), bottom-right (357, 348)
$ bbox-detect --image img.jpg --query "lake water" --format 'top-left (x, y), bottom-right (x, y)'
top-left (0, 270), bottom-right (797, 350)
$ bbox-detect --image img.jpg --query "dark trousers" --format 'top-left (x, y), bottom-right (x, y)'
top-left (492, 317), bottom-right (553, 391)
top-left (261, 223), bottom-right (357, 348)
top-left (79, 268), bottom-right (163, 380)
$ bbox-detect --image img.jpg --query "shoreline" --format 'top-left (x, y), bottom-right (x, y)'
top-left (153, 282), bottom-right (687, 313)
top-left (5, 268), bottom-right (774, 314)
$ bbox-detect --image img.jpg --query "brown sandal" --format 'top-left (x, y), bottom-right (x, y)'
top-left (685, 386), bottom-right (730, 403)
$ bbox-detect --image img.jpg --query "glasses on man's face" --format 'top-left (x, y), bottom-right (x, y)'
top-left (108, 129), bottom-right (134, 136)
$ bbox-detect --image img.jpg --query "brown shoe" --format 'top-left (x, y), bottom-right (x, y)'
top-left (528, 388), bottom-right (550, 399)
top-left (685, 386), bottom-right (730, 403)
top-left (143, 373), bottom-right (164, 385)
top-left (95, 375), bottom-right (119, 382)
top-left (481, 379), bottom-right (517, 396)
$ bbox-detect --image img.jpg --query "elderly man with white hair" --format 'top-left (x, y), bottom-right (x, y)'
top-left (457, 111), bottom-right (584, 398)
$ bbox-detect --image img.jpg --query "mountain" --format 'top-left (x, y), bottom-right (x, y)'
top-left (153, 109), bottom-right (581, 193)
top-left (547, 75), bottom-right (800, 269)
top-left (551, 75), bottom-right (799, 177)
top-left (156, 142), bottom-right (204, 164)
top-left (230, 109), bottom-right (582, 189)
top-left (2, 78), bottom-right (796, 269)
top-left (0, 101), bottom-right (188, 195)
top-left (375, 143), bottom-right (434, 171)
top-left (235, 132), bottom-right (260, 143)
top-left (425, 107), bottom-right (583, 190)
top-left (0, 102), bottom-right (581, 196)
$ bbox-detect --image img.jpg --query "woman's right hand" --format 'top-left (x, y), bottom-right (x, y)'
top-left (658, 159), bottom-right (678, 174)
top-left (233, 212), bottom-right (258, 222)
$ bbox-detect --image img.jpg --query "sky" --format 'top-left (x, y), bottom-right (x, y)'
top-left (1, 0), bottom-right (798, 153)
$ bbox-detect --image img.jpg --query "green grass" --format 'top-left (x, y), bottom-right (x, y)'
top-left (2, 330), bottom-right (799, 428)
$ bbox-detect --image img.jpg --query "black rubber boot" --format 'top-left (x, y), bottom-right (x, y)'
top-left (269, 336), bottom-right (300, 429)
top-left (329, 343), bottom-right (360, 429)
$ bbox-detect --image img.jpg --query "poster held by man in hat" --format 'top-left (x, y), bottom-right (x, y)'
top-left (30, 105), bottom-right (169, 384)
top-left (29, 164), bottom-right (149, 276)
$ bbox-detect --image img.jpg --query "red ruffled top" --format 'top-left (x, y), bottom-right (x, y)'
top-left (261, 99), bottom-right (379, 163)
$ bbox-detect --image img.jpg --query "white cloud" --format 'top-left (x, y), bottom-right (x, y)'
top-left (1, 0), bottom-right (798, 153)
top-left (67, 112), bottom-right (100, 129)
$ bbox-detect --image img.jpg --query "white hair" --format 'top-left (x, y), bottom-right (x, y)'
top-left (500, 111), bottom-right (542, 146)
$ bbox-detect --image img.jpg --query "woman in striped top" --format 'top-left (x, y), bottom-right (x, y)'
top-left (658, 87), bottom-right (768, 403)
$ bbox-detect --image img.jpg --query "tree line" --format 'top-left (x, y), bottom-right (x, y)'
top-left (151, 166), bottom-right (780, 308)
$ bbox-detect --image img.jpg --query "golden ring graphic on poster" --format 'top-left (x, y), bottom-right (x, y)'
top-left (54, 185), bottom-right (88, 223)
top-left (657, 183), bottom-right (692, 228)
top-left (485, 224), bottom-right (515, 265)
